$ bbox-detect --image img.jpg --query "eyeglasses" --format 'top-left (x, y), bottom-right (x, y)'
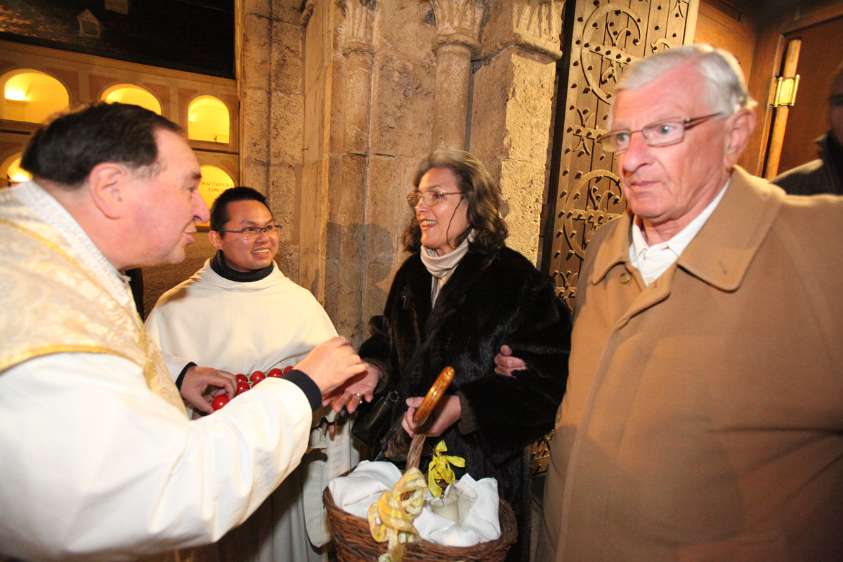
top-left (599, 112), bottom-right (724, 153)
top-left (406, 190), bottom-right (463, 208)
top-left (221, 223), bottom-right (282, 238)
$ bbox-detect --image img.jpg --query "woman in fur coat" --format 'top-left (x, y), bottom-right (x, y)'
top-left (337, 149), bottom-right (571, 561)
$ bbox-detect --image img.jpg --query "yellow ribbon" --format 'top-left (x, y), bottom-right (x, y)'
top-left (427, 440), bottom-right (466, 497)
top-left (368, 467), bottom-right (427, 562)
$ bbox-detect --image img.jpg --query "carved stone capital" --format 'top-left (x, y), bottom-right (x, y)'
top-left (338, 0), bottom-right (376, 55)
top-left (483, 0), bottom-right (564, 61)
top-left (428, 0), bottom-right (486, 53)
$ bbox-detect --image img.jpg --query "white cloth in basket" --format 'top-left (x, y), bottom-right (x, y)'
top-left (328, 460), bottom-right (501, 547)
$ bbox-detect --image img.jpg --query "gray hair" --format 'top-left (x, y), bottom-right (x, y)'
top-left (613, 44), bottom-right (756, 117)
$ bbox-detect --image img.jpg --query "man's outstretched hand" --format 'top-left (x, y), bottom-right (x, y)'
top-left (325, 362), bottom-right (381, 413)
top-left (295, 336), bottom-right (366, 396)
top-left (181, 366), bottom-right (237, 413)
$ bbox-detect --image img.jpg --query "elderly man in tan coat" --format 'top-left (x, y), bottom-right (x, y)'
top-left (497, 45), bottom-right (843, 561)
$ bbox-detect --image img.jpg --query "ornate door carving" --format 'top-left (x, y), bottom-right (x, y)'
top-left (542, 0), bottom-right (699, 306)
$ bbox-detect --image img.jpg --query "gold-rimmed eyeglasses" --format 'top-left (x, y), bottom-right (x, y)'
top-left (599, 112), bottom-right (724, 153)
top-left (406, 190), bottom-right (463, 208)
top-left (221, 223), bottom-right (282, 238)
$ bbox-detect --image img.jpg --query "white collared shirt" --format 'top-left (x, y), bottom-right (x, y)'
top-left (629, 180), bottom-right (730, 285)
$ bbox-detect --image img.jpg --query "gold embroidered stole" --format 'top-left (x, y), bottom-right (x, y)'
top-left (0, 190), bottom-right (187, 415)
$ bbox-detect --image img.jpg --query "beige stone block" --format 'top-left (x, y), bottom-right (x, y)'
top-left (270, 93), bottom-right (304, 163)
top-left (370, 52), bottom-right (435, 157)
top-left (333, 154), bottom-right (368, 225)
top-left (480, 0), bottom-right (563, 61)
top-left (433, 43), bottom-right (472, 149)
top-left (241, 87), bottom-right (271, 163)
top-left (500, 157), bottom-right (545, 263)
top-left (362, 155), bottom-right (414, 324)
top-left (241, 13), bottom-right (271, 92)
top-left (378, 2), bottom-right (437, 63)
top-left (367, 154), bottom-right (415, 233)
top-left (239, 155), bottom-right (268, 193)
top-left (343, 53), bottom-right (372, 153)
top-left (267, 163), bottom-right (300, 239)
top-left (363, 254), bottom-right (394, 321)
top-left (470, 45), bottom-right (556, 263)
top-left (298, 158), bottom-right (329, 299)
top-left (271, 0), bottom-right (304, 24)
top-left (271, 20), bottom-right (304, 95)
top-left (303, 72), bottom-right (328, 164)
top-left (470, 48), bottom-right (511, 176)
top-left (276, 242), bottom-right (300, 283)
top-left (504, 51), bottom-right (556, 162)
top-left (242, 0), bottom-right (271, 18)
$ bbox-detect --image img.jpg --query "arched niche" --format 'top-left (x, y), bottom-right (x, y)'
top-left (198, 164), bottom-right (235, 221)
top-left (1, 69), bottom-right (70, 123)
top-left (1, 153), bottom-right (32, 187)
top-left (188, 95), bottom-right (230, 144)
top-left (101, 84), bottom-right (162, 114)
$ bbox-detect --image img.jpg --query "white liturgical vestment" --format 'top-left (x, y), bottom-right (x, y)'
top-left (0, 182), bottom-right (313, 562)
top-left (146, 259), bottom-right (354, 562)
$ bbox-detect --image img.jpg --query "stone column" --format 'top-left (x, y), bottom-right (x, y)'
top-left (236, 0), bottom-right (273, 193)
top-left (470, 0), bottom-right (564, 262)
top-left (237, 0), bottom-right (307, 279)
top-left (429, 0), bottom-right (485, 149)
top-left (324, 0), bottom-right (377, 341)
top-left (340, 0), bottom-right (375, 154)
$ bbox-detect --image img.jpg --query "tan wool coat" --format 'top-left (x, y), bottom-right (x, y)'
top-left (538, 168), bottom-right (843, 562)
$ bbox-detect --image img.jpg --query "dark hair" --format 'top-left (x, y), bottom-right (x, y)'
top-left (403, 149), bottom-right (508, 253)
top-left (210, 186), bottom-right (271, 233)
top-left (21, 102), bottom-right (182, 188)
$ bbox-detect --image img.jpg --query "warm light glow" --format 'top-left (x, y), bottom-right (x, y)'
top-left (4, 86), bottom-right (28, 101)
top-left (198, 165), bottom-right (235, 219)
top-left (102, 84), bottom-right (162, 114)
top-left (188, 95), bottom-right (230, 143)
top-left (2, 154), bottom-right (32, 186)
top-left (1, 70), bottom-right (70, 123)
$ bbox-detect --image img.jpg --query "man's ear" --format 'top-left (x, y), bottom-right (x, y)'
top-left (208, 229), bottom-right (224, 250)
top-left (724, 108), bottom-right (756, 168)
top-left (87, 162), bottom-right (130, 219)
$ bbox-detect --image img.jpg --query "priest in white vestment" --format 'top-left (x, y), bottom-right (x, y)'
top-left (146, 187), bottom-right (355, 562)
top-left (0, 103), bottom-right (365, 562)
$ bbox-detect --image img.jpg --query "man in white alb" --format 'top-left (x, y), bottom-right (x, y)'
top-left (0, 103), bottom-right (365, 562)
top-left (146, 186), bottom-right (355, 562)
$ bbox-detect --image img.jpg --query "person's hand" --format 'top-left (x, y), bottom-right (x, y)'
top-left (494, 344), bottom-right (527, 377)
top-left (326, 362), bottom-right (382, 413)
top-left (180, 366), bottom-right (237, 414)
top-left (295, 336), bottom-right (367, 396)
top-left (401, 395), bottom-right (461, 438)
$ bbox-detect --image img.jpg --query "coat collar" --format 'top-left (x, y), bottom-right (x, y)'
top-left (590, 167), bottom-right (784, 291)
top-left (406, 248), bottom-right (496, 331)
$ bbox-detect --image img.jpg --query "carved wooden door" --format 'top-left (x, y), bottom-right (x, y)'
top-left (542, 0), bottom-right (700, 307)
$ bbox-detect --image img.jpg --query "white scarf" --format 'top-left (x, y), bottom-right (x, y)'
top-left (420, 231), bottom-right (473, 305)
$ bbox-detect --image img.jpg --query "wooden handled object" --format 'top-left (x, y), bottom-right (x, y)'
top-left (406, 366), bottom-right (455, 470)
top-left (412, 366), bottom-right (455, 427)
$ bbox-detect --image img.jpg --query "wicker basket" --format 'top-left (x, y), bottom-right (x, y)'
top-left (324, 486), bottom-right (517, 562)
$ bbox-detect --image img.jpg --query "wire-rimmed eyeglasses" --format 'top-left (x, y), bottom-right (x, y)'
top-left (221, 223), bottom-right (282, 238)
top-left (406, 190), bottom-right (463, 208)
top-left (599, 112), bottom-right (724, 153)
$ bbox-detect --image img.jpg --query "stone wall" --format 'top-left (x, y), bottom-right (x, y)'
top-left (471, 0), bottom-right (564, 263)
top-left (235, 0), bottom-right (563, 343)
top-left (238, 0), bottom-right (306, 281)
